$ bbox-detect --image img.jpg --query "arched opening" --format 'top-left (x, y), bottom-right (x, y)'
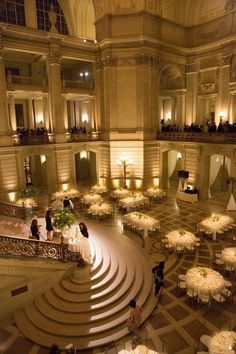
top-left (161, 149), bottom-right (182, 190)
top-left (75, 150), bottom-right (97, 187)
top-left (208, 154), bottom-right (231, 198)
top-left (24, 154), bottom-right (48, 191)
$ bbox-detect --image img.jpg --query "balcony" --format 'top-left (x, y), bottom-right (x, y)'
top-left (157, 132), bottom-right (236, 144)
top-left (7, 74), bottom-right (47, 91)
top-left (13, 132), bottom-right (55, 146)
top-left (62, 79), bottom-right (94, 94)
top-left (66, 131), bottom-right (100, 142)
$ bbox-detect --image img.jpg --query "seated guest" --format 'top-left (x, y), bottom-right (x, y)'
top-left (30, 218), bottom-right (40, 240)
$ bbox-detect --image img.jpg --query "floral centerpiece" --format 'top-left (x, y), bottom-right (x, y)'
top-left (179, 230), bottom-right (185, 236)
top-left (16, 185), bottom-right (39, 208)
top-left (198, 267), bottom-right (208, 278)
top-left (53, 208), bottom-right (75, 234)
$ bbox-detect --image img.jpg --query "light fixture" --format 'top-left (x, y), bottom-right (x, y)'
top-left (80, 73), bottom-right (84, 77)
top-left (80, 151), bottom-right (87, 159)
top-left (177, 152), bottom-right (182, 159)
top-left (85, 72), bottom-right (89, 76)
top-left (117, 157), bottom-right (132, 189)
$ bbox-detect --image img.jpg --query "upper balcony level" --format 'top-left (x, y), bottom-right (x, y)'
top-left (157, 131), bottom-right (236, 144)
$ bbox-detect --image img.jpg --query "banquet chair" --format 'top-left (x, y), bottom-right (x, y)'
top-left (221, 287), bottom-right (234, 302)
top-left (177, 279), bottom-right (187, 295)
top-left (198, 292), bottom-right (212, 307)
top-left (199, 335), bottom-right (211, 349)
top-left (224, 279), bottom-right (232, 288)
top-left (212, 292), bottom-right (226, 303)
top-left (186, 287), bottom-right (198, 305)
top-left (224, 262), bottom-right (235, 278)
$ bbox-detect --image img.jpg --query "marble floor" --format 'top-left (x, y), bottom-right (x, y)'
top-left (0, 188), bottom-right (235, 354)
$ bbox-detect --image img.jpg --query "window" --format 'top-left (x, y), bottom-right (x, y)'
top-left (36, 0), bottom-right (68, 35)
top-left (0, 0), bottom-right (25, 26)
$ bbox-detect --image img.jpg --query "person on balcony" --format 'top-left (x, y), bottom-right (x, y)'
top-left (45, 209), bottom-right (54, 241)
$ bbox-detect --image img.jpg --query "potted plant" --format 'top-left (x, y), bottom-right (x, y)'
top-left (21, 185), bottom-right (39, 199)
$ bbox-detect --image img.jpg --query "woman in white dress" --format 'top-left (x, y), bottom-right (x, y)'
top-left (75, 222), bottom-right (91, 264)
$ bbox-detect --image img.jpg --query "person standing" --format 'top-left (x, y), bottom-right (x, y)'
top-left (30, 218), bottom-right (40, 240)
top-left (78, 222), bottom-right (91, 264)
top-left (127, 299), bottom-right (142, 343)
top-left (45, 209), bottom-right (54, 241)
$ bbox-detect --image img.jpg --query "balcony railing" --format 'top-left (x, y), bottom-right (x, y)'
top-left (7, 74), bottom-right (46, 86)
top-left (157, 132), bottom-right (236, 144)
top-left (66, 131), bottom-right (100, 142)
top-left (0, 201), bottom-right (29, 220)
top-left (0, 235), bottom-right (80, 262)
top-left (62, 79), bottom-right (93, 90)
top-left (13, 133), bottom-right (55, 146)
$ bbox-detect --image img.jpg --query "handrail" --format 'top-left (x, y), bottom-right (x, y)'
top-left (0, 234), bottom-right (80, 262)
top-left (0, 201), bottom-right (29, 220)
top-left (62, 79), bottom-right (93, 90)
top-left (157, 131), bottom-right (236, 144)
top-left (7, 74), bottom-right (46, 86)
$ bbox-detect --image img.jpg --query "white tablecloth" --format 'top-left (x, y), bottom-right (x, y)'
top-left (197, 214), bottom-right (234, 240)
top-left (176, 191), bottom-right (198, 203)
top-left (119, 195), bottom-right (149, 211)
top-left (185, 267), bottom-right (225, 296)
top-left (91, 185), bottom-right (107, 194)
top-left (209, 331), bottom-right (236, 354)
top-left (165, 230), bottom-right (197, 249)
top-left (68, 228), bottom-right (91, 263)
top-left (118, 345), bottom-right (159, 354)
top-left (221, 248), bottom-right (236, 270)
top-left (82, 193), bottom-right (101, 205)
top-left (88, 202), bottom-right (113, 216)
top-left (144, 188), bottom-right (164, 198)
top-left (111, 189), bottom-right (130, 199)
top-left (52, 189), bottom-right (80, 200)
top-left (122, 212), bottom-right (160, 237)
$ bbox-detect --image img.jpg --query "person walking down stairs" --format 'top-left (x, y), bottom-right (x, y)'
top-left (127, 299), bottom-right (142, 343)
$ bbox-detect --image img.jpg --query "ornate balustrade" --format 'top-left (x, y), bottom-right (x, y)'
top-left (62, 79), bottom-right (93, 90)
top-left (66, 131), bottom-right (100, 142)
top-left (0, 201), bottom-right (29, 220)
top-left (157, 132), bottom-right (236, 144)
top-left (13, 134), bottom-right (55, 146)
top-left (0, 235), bottom-right (80, 262)
top-left (7, 75), bottom-right (46, 86)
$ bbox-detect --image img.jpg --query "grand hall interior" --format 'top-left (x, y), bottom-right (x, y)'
top-left (0, 1), bottom-right (236, 354)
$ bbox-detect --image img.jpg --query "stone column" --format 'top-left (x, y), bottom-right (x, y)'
top-left (185, 62), bottom-right (199, 125)
top-left (43, 96), bottom-right (50, 131)
top-left (216, 54), bottom-right (232, 124)
top-left (63, 97), bottom-right (68, 130)
top-left (28, 98), bottom-right (34, 129)
top-left (229, 93), bottom-right (236, 123)
top-left (9, 94), bottom-right (17, 133)
top-left (0, 32), bottom-right (11, 144)
top-left (176, 94), bottom-right (186, 129)
top-left (48, 38), bottom-right (64, 141)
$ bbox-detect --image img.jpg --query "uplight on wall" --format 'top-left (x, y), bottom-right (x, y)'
top-left (112, 179), bottom-right (119, 189)
top-left (40, 155), bottom-right (46, 164)
top-left (135, 179), bottom-right (142, 189)
top-left (125, 179), bottom-right (131, 189)
top-left (153, 177), bottom-right (159, 187)
top-left (82, 113), bottom-right (88, 122)
top-left (219, 112), bottom-right (225, 121)
top-left (62, 183), bottom-right (69, 192)
top-left (8, 192), bottom-right (16, 203)
top-left (36, 114), bottom-right (44, 124)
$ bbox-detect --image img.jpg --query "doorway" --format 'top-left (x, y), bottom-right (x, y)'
top-left (75, 151), bottom-right (97, 187)
top-left (208, 154), bottom-right (231, 198)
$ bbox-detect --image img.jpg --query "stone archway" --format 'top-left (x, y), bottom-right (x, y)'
top-left (160, 146), bottom-right (184, 190)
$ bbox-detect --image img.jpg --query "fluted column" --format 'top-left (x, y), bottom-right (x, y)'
top-left (28, 98), bottom-right (34, 129)
top-left (63, 97), bottom-right (68, 130)
top-left (48, 38), bottom-right (64, 141)
top-left (0, 32), bottom-right (11, 144)
top-left (216, 54), bottom-right (232, 124)
top-left (9, 94), bottom-right (17, 133)
top-left (185, 62), bottom-right (199, 125)
top-left (43, 96), bottom-right (50, 131)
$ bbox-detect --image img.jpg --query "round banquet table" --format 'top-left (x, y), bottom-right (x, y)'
top-left (165, 230), bottom-right (196, 249)
top-left (91, 185), bottom-right (107, 194)
top-left (208, 331), bottom-right (236, 354)
top-left (145, 188), bottom-right (164, 198)
top-left (221, 248), bottom-right (236, 270)
top-left (185, 267), bottom-right (225, 296)
top-left (118, 345), bottom-right (160, 354)
top-left (88, 202), bottom-right (112, 216)
top-left (112, 188), bottom-right (130, 199)
top-left (82, 193), bottom-right (101, 205)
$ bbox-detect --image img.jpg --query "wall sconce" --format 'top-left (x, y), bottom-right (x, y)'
top-left (177, 152), bottom-right (182, 159)
top-left (219, 112), bottom-right (225, 121)
top-left (48, 132), bottom-right (55, 143)
top-left (80, 151), bottom-right (87, 159)
top-left (117, 158), bottom-right (132, 189)
top-left (82, 113), bottom-right (88, 122)
top-left (12, 134), bottom-right (20, 146)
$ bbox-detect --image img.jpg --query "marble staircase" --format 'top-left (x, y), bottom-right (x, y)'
top-left (15, 232), bottom-right (157, 350)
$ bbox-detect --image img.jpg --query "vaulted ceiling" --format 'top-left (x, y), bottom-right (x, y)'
top-left (59, 0), bottom-right (230, 39)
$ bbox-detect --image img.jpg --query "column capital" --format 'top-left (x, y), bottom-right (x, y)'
top-left (48, 48), bottom-right (61, 65)
top-left (185, 62), bottom-right (199, 73)
top-left (220, 54), bottom-right (233, 67)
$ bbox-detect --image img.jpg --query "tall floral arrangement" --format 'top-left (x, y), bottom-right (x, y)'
top-left (53, 208), bottom-right (75, 231)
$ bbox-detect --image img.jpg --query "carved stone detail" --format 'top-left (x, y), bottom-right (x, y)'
top-left (185, 62), bottom-right (199, 73)
top-left (96, 56), bottom-right (117, 70)
top-left (199, 82), bottom-right (217, 95)
top-left (135, 54), bottom-right (153, 66)
top-left (49, 49), bottom-right (61, 65)
top-left (114, 0), bottom-right (135, 11)
top-left (220, 54), bottom-right (233, 67)
top-left (225, 0), bottom-right (236, 12)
